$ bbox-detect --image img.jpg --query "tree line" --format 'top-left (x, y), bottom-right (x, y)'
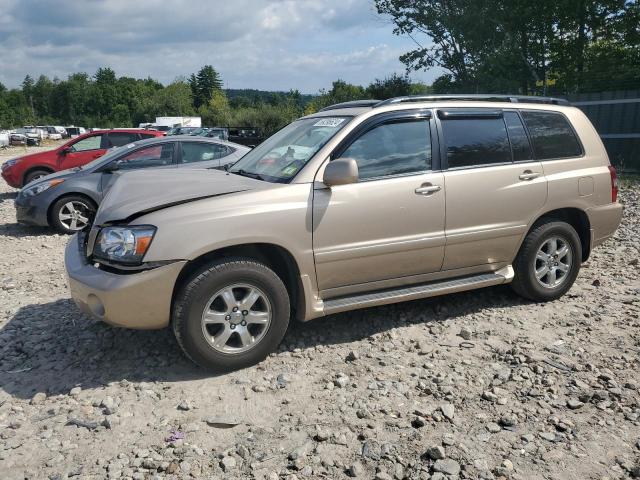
top-left (375, 0), bottom-right (639, 94)
top-left (0, 66), bottom-right (430, 136)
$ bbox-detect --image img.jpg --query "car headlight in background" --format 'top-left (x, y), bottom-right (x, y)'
top-left (1, 158), bottom-right (20, 171)
top-left (93, 226), bottom-right (156, 265)
top-left (22, 179), bottom-right (64, 197)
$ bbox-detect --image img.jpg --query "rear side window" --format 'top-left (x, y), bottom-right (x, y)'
top-left (339, 119), bottom-right (431, 180)
top-left (139, 133), bottom-right (158, 140)
top-left (504, 112), bottom-right (533, 161)
top-left (181, 142), bottom-right (231, 163)
top-left (107, 132), bottom-right (138, 147)
top-left (521, 111), bottom-right (582, 159)
top-left (441, 117), bottom-right (511, 168)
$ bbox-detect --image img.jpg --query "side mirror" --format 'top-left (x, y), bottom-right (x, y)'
top-left (323, 158), bottom-right (359, 187)
top-left (60, 147), bottom-right (72, 155)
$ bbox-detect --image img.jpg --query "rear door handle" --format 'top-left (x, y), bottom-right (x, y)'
top-left (519, 170), bottom-right (541, 181)
top-left (415, 184), bottom-right (441, 195)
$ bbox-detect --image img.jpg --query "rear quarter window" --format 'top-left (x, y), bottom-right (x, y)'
top-left (521, 111), bottom-right (582, 160)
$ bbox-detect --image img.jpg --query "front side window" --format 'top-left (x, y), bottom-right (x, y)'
top-left (442, 117), bottom-right (511, 168)
top-left (229, 117), bottom-right (351, 182)
top-left (114, 143), bottom-right (175, 170)
top-left (71, 135), bottom-right (103, 152)
top-left (181, 142), bottom-right (230, 163)
top-left (338, 119), bottom-right (431, 180)
top-left (521, 111), bottom-right (582, 160)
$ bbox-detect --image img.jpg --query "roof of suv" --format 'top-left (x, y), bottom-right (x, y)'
top-left (311, 94), bottom-right (572, 118)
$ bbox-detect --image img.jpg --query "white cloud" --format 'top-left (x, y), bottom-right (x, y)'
top-left (0, 0), bottom-right (440, 91)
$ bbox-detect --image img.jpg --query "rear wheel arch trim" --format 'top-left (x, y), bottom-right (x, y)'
top-left (521, 207), bottom-right (591, 262)
top-left (171, 243), bottom-right (306, 322)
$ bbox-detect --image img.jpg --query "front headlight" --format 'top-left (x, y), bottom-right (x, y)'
top-left (22, 179), bottom-right (64, 197)
top-left (93, 225), bottom-right (156, 265)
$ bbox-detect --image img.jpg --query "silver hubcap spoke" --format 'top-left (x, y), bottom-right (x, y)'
top-left (59, 201), bottom-right (92, 231)
top-left (533, 235), bottom-right (573, 289)
top-left (201, 283), bottom-right (272, 354)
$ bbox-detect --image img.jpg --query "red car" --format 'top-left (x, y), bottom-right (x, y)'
top-left (1, 129), bottom-right (165, 188)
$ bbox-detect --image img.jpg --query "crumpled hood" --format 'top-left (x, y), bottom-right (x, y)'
top-left (94, 168), bottom-right (272, 224)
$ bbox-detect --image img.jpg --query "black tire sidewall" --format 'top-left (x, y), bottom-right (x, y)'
top-left (50, 195), bottom-right (95, 234)
top-left (515, 221), bottom-right (581, 301)
top-left (174, 259), bottom-right (290, 372)
top-left (24, 170), bottom-right (51, 186)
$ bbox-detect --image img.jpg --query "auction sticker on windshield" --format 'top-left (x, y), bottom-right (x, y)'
top-left (313, 118), bottom-right (345, 128)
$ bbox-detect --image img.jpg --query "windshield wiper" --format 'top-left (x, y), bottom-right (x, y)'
top-left (233, 169), bottom-right (264, 181)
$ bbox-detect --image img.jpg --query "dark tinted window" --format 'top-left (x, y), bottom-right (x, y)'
top-left (107, 132), bottom-right (138, 147)
top-left (181, 142), bottom-right (230, 163)
top-left (139, 133), bottom-right (158, 139)
top-left (339, 120), bottom-right (431, 180)
top-left (504, 112), bottom-right (533, 161)
top-left (442, 118), bottom-right (511, 168)
top-left (521, 111), bottom-right (581, 159)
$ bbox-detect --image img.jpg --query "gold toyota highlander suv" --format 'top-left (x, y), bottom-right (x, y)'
top-left (65, 95), bottom-right (623, 371)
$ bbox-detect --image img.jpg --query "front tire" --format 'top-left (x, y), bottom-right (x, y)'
top-left (23, 169), bottom-right (51, 186)
top-left (50, 195), bottom-right (96, 234)
top-left (173, 258), bottom-right (290, 372)
top-left (511, 220), bottom-right (581, 302)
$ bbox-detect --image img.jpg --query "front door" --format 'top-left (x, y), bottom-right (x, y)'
top-left (312, 113), bottom-right (446, 296)
top-left (59, 133), bottom-right (107, 170)
top-left (438, 109), bottom-right (547, 270)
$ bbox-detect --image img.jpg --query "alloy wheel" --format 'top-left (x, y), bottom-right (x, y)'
top-left (534, 236), bottom-right (573, 288)
top-left (201, 284), bottom-right (272, 354)
top-left (58, 201), bottom-right (92, 231)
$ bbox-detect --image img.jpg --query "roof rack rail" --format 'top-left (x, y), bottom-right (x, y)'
top-left (375, 94), bottom-right (570, 107)
top-left (319, 100), bottom-right (381, 112)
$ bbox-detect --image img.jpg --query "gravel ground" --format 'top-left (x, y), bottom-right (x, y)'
top-left (0, 147), bottom-right (639, 480)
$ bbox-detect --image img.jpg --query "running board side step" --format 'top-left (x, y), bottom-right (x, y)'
top-left (323, 266), bottom-right (514, 315)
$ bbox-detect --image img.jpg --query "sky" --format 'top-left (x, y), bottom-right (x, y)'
top-left (0, 0), bottom-right (441, 93)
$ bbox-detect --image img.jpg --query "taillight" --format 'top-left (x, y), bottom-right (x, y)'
top-left (608, 165), bottom-right (619, 203)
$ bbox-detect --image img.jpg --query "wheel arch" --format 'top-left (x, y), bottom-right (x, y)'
top-left (524, 208), bottom-right (591, 262)
top-left (22, 165), bottom-right (54, 186)
top-left (171, 243), bottom-right (305, 322)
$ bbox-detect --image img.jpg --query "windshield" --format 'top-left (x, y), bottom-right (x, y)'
top-left (228, 116), bottom-right (351, 183)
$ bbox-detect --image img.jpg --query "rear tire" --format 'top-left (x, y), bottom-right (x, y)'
top-left (50, 195), bottom-right (96, 234)
top-left (23, 169), bottom-right (51, 186)
top-left (173, 257), bottom-right (290, 372)
top-left (511, 220), bottom-right (581, 302)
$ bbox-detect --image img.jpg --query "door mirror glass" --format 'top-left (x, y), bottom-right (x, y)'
top-left (323, 158), bottom-right (359, 186)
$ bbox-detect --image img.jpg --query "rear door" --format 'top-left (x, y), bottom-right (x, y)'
top-left (59, 133), bottom-right (107, 169)
top-left (439, 109), bottom-right (547, 270)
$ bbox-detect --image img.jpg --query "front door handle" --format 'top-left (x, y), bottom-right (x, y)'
top-left (519, 170), bottom-right (541, 181)
top-left (415, 184), bottom-right (441, 195)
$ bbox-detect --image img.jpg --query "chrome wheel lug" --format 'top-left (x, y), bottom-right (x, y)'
top-left (241, 320), bottom-right (247, 326)
top-left (225, 315), bottom-right (231, 321)
top-left (230, 324), bottom-right (236, 330)
top-left (232, 307), bottom-right (239, 312)
top-left (242, 310), bottom-right (248, 316)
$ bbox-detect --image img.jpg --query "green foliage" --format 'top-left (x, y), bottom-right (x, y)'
top-left (0, 64), bottom-right (433, 134)
top-left (375, 0), bottom-right (639, 94)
